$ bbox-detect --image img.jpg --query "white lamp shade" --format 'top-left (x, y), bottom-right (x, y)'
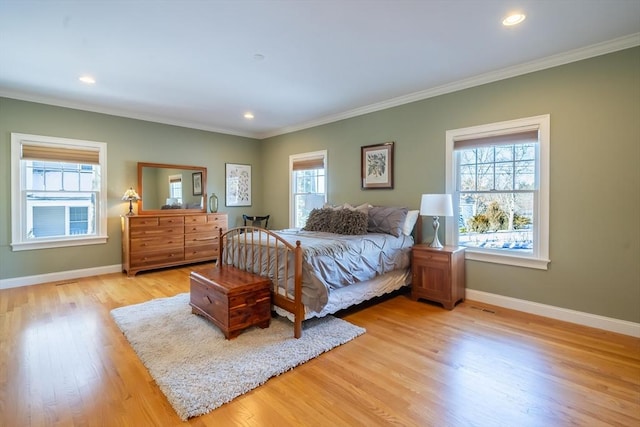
top-left (420, 194), bottom-right (453, 217)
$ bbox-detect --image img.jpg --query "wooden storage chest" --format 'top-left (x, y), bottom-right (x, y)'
top-left (189, 267), bottom-right (272, 339)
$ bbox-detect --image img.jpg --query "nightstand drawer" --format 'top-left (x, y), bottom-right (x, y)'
top-left (412, 250), bottom-right (450, 264)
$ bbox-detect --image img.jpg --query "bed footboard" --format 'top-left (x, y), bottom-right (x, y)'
top-left (218, 227), bottom-right (304, 338)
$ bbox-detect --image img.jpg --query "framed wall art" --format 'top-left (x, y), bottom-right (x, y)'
top-left (192, 171), bottom-right (203, 196)
top-left (361, 141), bottom-right (394, 189)
top-left (225, 163), bottom-right (252, 206)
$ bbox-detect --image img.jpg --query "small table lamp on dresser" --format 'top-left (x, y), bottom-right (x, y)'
top-left (122, 187), bottom-right (140, 216)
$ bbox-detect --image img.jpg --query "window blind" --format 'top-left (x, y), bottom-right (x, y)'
top-left (21, 142), bottom-right (100, 164)
top-left (454, 129), bottom-right (538, 150)
top-left (292, 155), bottom-right (325, 171)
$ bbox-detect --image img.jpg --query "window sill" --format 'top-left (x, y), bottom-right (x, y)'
top-left (11, 235), bottom-right (109, 251)
top-left (464, 248), bottom-right (550, 270)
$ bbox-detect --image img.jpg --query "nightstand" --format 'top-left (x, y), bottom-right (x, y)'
top-left (411, 244), bottom-right (465, 309)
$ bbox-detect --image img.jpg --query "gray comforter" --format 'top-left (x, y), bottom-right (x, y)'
top-left (224, 230), bottom-right (413, 312)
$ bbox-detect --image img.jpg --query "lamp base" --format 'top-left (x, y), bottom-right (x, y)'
top-left (428, 216), bottom-right (443, 249)
top-left (428, 235), bottom-right (443, 249)
top-left (126, 200), bottom-right (135, 216)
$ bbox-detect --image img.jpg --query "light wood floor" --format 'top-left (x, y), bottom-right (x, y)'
top-left (1, 264), bottom-right (638, 426)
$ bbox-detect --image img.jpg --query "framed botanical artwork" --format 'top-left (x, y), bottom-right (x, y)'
top-left (361, 141), bottom-right (394, 189)
top-left (192, 171), bottom-right (203, 196)
top-left (225, 163), bottom-right (252, 206)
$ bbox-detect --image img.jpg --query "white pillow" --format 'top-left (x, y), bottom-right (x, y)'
top-left (327, 203), bottom-right (372, 213)
top-left (402, 210), bottom-right (420, 236)
top-left (346, 203), bottom-right (372, 213)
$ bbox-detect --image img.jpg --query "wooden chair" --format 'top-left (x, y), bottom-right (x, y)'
top-left (242, 214), bottom-right (270, 229)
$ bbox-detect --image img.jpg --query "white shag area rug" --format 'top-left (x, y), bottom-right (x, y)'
top-left (110, 293), bottom-right (365, 420)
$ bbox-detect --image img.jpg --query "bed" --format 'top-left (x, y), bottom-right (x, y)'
top-left (217, 205), bottom-right (420, 338)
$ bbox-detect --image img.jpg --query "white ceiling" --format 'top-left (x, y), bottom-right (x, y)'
top-left (1, 1), bottom-right (639, 139)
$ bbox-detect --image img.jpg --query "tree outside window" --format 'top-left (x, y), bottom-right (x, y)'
top-left (458, 143), bottom-right (535, 252)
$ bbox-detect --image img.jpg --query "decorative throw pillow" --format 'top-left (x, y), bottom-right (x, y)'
top-left (303, 208), bottom-right (334, 232)
top-left (331, 209), bottom-right (368, 235)
top-left (367, 206), bottom-right (408, 237)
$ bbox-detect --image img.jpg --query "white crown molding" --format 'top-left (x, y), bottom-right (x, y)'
top-left (0, 265), bottom-right (122, 290)
top-left (260, 33), bottom-right (640, 139)
top-left (466, 289), bottom-right (640, 338)
top-left (0, 89), bottom-right (258, 139)
top-left (1, 34), bottom-right (638, 140)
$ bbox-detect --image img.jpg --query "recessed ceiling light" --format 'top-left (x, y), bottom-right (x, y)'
top-left (244, 112), bottom-right (254, 120)
top-left (502, 13), bottom-right (526, 26)
top-left (79, 75), bottom-right (96, 84)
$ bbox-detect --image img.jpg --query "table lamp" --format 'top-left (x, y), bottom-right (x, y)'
top-left (122, 187), bottom-right (141, 216)
top-left (419, 194), bottom-right (453, 248)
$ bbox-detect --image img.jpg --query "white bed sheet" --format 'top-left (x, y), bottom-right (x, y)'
top-left (274, 268), bottom-right (411, 321)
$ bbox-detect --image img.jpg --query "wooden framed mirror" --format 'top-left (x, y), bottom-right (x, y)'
top-left (137, 162), bottom-right (207, 214)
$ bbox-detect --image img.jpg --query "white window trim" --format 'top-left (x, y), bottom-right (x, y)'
top-left (445, 115), bottom-right (550, 270)
top-left (289, 150), bottom-right (327, 228)
top-left (11, 133), bottom-right (108, 251)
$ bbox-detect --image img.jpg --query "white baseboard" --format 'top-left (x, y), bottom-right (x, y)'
top-left (0, 264), bottom-right (123, 290)
top-left (2, 269), bottom-right (638, 338)
top-left (466, 289), bottom-right (640, 338)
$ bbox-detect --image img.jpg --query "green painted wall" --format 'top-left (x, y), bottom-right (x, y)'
top-left (1, 47), bottom-right (638, 323)
top-left (261, 47), bottom-right (640, 323)
top-left (0, 99), bottom-right (263, 279)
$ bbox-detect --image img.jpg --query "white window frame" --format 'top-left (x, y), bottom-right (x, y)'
top-left (168, 174), bottom-right (183, 205)
top-left (11, 133), bottom-right (108, 251)
top-left (445, 115), bottom-right (550, 270)
top-left (289, 150), bottom-right (327, 228)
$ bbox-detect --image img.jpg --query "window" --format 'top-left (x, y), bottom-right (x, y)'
top-left (11, 133), bottom-right (108, 251)
top-left (445, 115), bottom-right (550, 269)
top-left (168, 174), bottom-right (183, 205)
top-left (289, 150), bottom-right (327, 228)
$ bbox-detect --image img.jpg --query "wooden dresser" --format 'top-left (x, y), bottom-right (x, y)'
top-left (121, 212), bottom-right (227, 276)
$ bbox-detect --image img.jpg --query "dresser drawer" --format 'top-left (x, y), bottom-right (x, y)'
top-left (159, 216), bottom-right (185, 226)
top-left (208, 214), bottom-right (227, 224)
top-left (130, 249), bottom-right (185, 267)
top-left (185, 215), bottom-right (207, 225)
top-left (185, 246), bottom-right (219, 260)
top-left (131, 235), bottom-right (184, 251)
top-left (184, 234), bottom-right (219, 247)
top-left (185, 223), bottom-right (215, 234)
top-left (129, 217), bottom-right (159, 228)
top-left (130, 226), bottom-right (183, 238)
